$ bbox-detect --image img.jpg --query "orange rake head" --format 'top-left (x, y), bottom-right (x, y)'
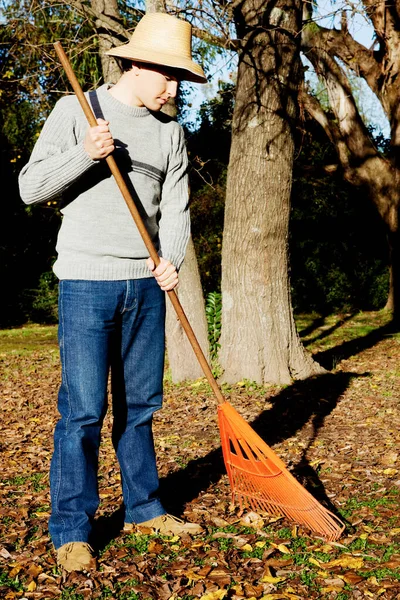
top-left (218, 401), bottom-right (345, 541)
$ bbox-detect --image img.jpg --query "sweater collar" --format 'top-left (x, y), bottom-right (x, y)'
top-left (96, 83), bottom-right (151, 118)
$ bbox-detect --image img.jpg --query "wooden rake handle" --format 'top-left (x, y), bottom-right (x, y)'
top-left (53, 41), bottom-right (224, 403)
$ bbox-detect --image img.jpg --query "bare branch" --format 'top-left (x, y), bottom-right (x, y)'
top-left (299, 87), bottom-right (338, 145)
top-left (301, 20), bottom-right (381, 96)
top-left (341, 9), bottom-right (348, 32)
top-left (191, 24), bottom-right (238, 50)
top-left (59, 0), bottom-right (130, 39)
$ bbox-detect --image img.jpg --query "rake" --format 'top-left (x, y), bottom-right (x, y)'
top-left (54, 41), bottom-right (345, 541)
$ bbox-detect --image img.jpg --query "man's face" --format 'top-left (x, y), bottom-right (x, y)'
top-left (131, 63), bottom-right (179, 111)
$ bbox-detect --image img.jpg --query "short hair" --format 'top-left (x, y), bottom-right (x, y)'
top-left (113, 58), bottom-right (183, 82)
top-left (114, 57), bottom-right (134, 72)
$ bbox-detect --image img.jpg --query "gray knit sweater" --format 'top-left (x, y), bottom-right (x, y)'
top-left (19, 84), bottom-right (190, 280)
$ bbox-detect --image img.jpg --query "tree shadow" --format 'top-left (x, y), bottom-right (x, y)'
top-left (314, 320), bottom-right (397, 370)
top-left (298, 314), bottom-right (327, 339)
top-left (159, 370), bottom-right (363, 526)
top-left (92, 368), bottom-right (364, 550)
top-left (301, 312), bottom-right (356, 347)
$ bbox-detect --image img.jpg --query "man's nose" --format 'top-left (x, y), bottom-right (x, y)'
top-left (168, 80), bottom-right (178, 98)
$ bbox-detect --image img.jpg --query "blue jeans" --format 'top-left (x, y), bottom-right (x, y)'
top-left (49, 279), bottom-right (166, 549)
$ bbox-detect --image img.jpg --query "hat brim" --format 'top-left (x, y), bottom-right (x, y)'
top-left (106, 45), bottom-right (207, 84)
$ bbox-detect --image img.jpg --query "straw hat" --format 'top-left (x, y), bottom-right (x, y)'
top-left (106, 13), bottom-right (207, 84)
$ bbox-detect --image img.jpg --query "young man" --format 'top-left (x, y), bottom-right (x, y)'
top-left (19, 12), bottom-right (207, 572)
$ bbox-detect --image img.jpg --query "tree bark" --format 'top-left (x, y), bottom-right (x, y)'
top-left (90, 0), bottom-right (124, 84)
top-left (145, 0), bottom-right (210, 381)
top-left (166, 237), bottom-right (210, 381)
top-left (219, 0), bottom-right (324, 384)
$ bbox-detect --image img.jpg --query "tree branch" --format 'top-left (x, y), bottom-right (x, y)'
top-left (191, 24), bottom-right (238, 50)
top-left (299, 87), bottom-right (338, 146)
top-left (301, 19), bottom-right (381, 97)
top-left (67, 0), bottom-right (133, 39)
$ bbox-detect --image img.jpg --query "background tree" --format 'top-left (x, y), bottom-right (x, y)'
top-left (187, 84), bottom-right (390, 316)
top-left (218, 0), bottom-right (324, 384)
top-left (301, 0), bottom-right (400, 318)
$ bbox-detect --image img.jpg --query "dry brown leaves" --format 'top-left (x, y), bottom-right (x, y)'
top-left (1, 320), bottom-right (400, 599)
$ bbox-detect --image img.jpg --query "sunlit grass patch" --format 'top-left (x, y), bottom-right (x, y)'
top-left (295, 310), bottom-right (395, 354)
top-left (0, 324), bottom-right (58, 353)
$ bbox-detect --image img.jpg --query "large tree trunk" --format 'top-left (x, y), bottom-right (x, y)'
top-left (219, 0), bottom-right (323, 384)
top-left (90, 0), bottom-right (123, 83)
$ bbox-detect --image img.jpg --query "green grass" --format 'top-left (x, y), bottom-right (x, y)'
top-left (299, 569), bottom-right (319, 588)
top-left (0, 568), bottom-right (23, 592)
top-left (339, 495), bottom-right (398, 519)
top-left (0, 311), bottom-right (396, 378)
top-left (124, 533), bottom-right (151, 554)
top-left (0, 324), bottom-right (58, 353)
top-left (1, 472), bottom-right (47, 492)
top-left (60, 588), bottom-right (85, 600)
top-left (296, 310), bottom-right (396, 353)
top-left (360, 567), bottom-right (400, 581)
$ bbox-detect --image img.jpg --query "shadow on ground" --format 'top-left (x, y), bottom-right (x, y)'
top-left (314, 320), bottom-right (397, 370)
top-left (93, 318), bottom-right (396, 549)
top-left (301, 313), bottom-right (355, 347)
top-left (92, 368), bottom-right (366, 550)
top-left (159, 371), bottom-right (363, 519)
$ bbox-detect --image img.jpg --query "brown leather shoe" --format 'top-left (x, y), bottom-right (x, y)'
top-left (56, 542), bottom-right (97, 572)
top-left (125, 514), bottom-right (203, 536)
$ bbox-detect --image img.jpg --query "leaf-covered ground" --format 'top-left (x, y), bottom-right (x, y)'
top-left (1, 311), bottom-right (400, 599)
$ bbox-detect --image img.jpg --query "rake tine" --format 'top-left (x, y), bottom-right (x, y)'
top-left (220, 404), bottom-right (345, 540)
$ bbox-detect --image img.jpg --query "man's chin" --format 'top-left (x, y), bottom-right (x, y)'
top-left (145, 102), bottom-right (163, 112)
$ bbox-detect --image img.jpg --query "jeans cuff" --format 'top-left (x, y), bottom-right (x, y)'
top-left (125, 500), bottom-right (165, 525)
top-left (53, 529), bottom-right (91, 550)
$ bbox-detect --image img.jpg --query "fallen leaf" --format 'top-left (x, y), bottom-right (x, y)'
top-left (383, 468), bottom-right (398, 476)
top-left (341, 571), bottom-right (364, 585)
top-left (8, 564), bottom-right (23, 578)
top-left (240, 544), bottom-right (253, 552)
top-left (260, 594), bottom-right (301, 600)
top-left (199, 591), bottom-right (227, 600)
top-left (27, 581), bottom-right (37, 591)
top-left (323, 577), bottom-right (344, 587)
top-left (324, 556), bottom-right (364, 569)
top-left (240, 511), bottom-right (265, 528)
top-left (0, 547), bottom-right (12, 559)
top-left (27, 564), bottom-right (42, 578)
top-left (167, 535), bottom-right (180, 543)
top-left (260, 575), bottom-right (286, 584)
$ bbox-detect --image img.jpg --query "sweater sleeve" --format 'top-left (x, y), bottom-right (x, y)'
top-left (158, 123), bottom-right (190, 270)
top-left (18, 97), bottom-right (96, 205)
